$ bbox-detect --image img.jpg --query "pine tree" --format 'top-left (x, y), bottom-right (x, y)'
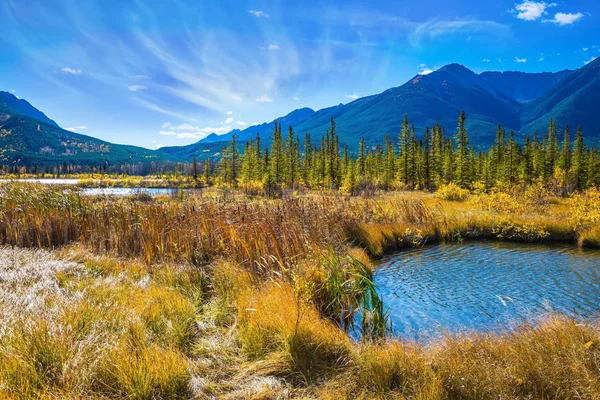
top-left (454, 111), bottom-right (470, 188)
top-left (545, 118), bottom-right (559, 179)
top-left (398, 114), bottom-right (410, 185)
top-left (572, 127), bottom-right (587, 190)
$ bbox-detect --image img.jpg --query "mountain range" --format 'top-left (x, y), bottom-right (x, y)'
top-left (1, 57), bottom-right (599, 166)
top-left (162, 57), bottom-right (600, 157)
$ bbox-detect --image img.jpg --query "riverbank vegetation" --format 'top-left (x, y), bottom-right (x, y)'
top-left (0, 182), bottom-right (599, 398)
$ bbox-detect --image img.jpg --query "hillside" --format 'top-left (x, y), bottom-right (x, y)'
top-left (0, 92), bottom-right (169, 167)
top-left (3, 58), bottom-right (598, 165)
top-left (0, 91), bottom-right (58, 127)
top-left (521, 57), bottom-right (600, 139)
top-left (162, 62), bottom-right (582, 159)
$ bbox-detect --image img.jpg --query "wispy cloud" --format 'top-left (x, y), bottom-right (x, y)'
top-left (128, 85), bottom-right (148, 92)
top-left (60, 67), bottom-right (82, 75)
top-left (544, 12), bottom-right (584, 25)
top-left (256, 95), bottom-right (273, 103)
top-left (65, 125), bottom-right (88, 132)
top-left (262, 44), bottom-right (280, 51)
top-left (224, 117), bottom-right (234, 124)
top-left (512, 1), bottom-right (556, 21)
top-left (236, 121), bottom-right (247, 126)
top-left (539, 57), bottom-right (545, 61)
top-left (515, 57), bottom-right (527, 63)
top-left (583, 47), bottom-right (589, 52)
top-left (248, 10), bottom-right (269, 18)
top-left (138, 99), bottom-right (195, 122)
top-left (226, 111), bottom-right (233, 115)
top-left (133, 75), bottom-right (151, 80)
top-left (409, 19), bottom-right (511, 48)
top-left (482, 58), bottom-right (491, 62)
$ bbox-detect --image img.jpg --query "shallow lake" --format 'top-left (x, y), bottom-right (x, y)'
top-left (80, 187), bottom-right (182, 196)
top-left (375, 242), bottom-right (600, 341)
top-left (3, 180), bottom-right (186, 196)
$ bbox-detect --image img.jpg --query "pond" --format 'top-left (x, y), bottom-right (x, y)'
top-left (375, 242), bottom-right (600, 341)
top-left (80, 187), bottom-right (183, 196)
top-left (2, 180), bottom-right (188, 196)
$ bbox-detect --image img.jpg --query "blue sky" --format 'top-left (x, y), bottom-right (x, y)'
top-left (1, 0), bottom-right (598, 149)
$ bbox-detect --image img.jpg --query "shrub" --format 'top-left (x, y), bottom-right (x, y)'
top-left (435, 183), bottom-right (470, 201)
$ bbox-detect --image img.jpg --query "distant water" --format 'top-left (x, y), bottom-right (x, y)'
top-left (2, 179), bottom-right (184, 196)
top-left (9, 178), bottom-right (80, 185)
top-left (375, 242), bottom-right (600, 341)
top-left (81, 187), bottom-right (180, 196)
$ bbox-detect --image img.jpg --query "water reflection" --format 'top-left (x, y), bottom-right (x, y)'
top-left (375, 242), bottom-right (600, 341)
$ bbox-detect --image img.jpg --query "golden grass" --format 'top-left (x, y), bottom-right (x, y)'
top-left (2, 183), bottom-right (600, 398)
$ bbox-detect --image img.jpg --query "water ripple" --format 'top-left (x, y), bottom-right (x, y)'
top-left (375, 242), bottom-right (600, 341)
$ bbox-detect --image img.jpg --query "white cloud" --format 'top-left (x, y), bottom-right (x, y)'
top-left (248, 10), bottom-right (269, 18)
top-left (544, 12), bottom-right (584, 25)
top-left (226, 111), bottom-right (233, 115)
top-left (261, 44), bottom-right (280, 51)
top-left (176, 123), bottom-right (196, 130)
top-left (10, 89), bottom-right (15, 93)
top-left (162, 122), bottom-right (172, 129)
top-left (482, 58), bottom-right (491, 62)
top-left (539, 57), bottom-right (545, 61)
top-left (498, 58), bottom-right (503, 62)
top-left (231, 94), bottom-right (243, 101)
top-left (515, 57), bottom-right (527, 63)
top-left (418, 68), bottom-right (434, 75)
top-left (128, 85), bottom-right (148, 92)
top-left (133, 75), bottom-right (151, 80)
top-left (293, 96), bottom-right (300, 101)
top-left (409, 20), bottom-right (510, 48)
top-left (583, 47), bottom-right (589, 52)
top-left (65, 125), bottom-right (88, 132)
top-left (224, 117), bottom-right (234, 124)
top-left (60, 67), bottom-right (81, 75)
top-left (584, 56), bottom-right (596, 65)
top-left (256, 95), bottom-right (273, 103)
top-left (345, 93), bottom-right (360, 100)
top-left (159, 130), bottom-right (177, 136)
top-left (513, 1), bottom-right (556, 21)
top-left (236, 121), bottom-right (247, 126)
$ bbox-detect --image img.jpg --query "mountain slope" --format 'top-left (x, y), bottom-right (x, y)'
top-left (0, 91), bottom-right (58, 127)
top-left (176, 63), bottom-right (577, 156)
top-left (0, 94), bottom-right (169, 166)
top-left (520, 57), bottom-right (600, 139)
top-left (481, 70), bottom-right (573, 103)
top-left (291, 63), bottom-right (523, 146)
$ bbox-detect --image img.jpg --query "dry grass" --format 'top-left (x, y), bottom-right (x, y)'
top-left (1, 182), bottom-right (600, 399)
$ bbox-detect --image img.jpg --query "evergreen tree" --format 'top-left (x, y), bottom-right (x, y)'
top-left (454, 111), bottom-right (470, 187)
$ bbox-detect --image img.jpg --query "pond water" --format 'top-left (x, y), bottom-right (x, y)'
top-left (80, 187), bottom-right (182, 196)
top-left (375, 242), bottom-right (600, 341)
top-left (2, 180), bottom-right (186, 196)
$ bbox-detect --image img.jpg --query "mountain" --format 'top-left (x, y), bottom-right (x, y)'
top-left (480, 69), bottom-right (573, 103)
top-left (3, 58), bottom-right (599, 166)
top-left (163, 61), bottom-right (582, 158)
top-left (0, 91), bottom-right (58, 127)
top-left (0, 91), bottom-right (168, 167)
top-left (520, 57), bottom-right (600, 140)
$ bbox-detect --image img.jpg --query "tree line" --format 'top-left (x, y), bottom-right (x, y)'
top-left (215, 112), bottom-right (600, 195)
